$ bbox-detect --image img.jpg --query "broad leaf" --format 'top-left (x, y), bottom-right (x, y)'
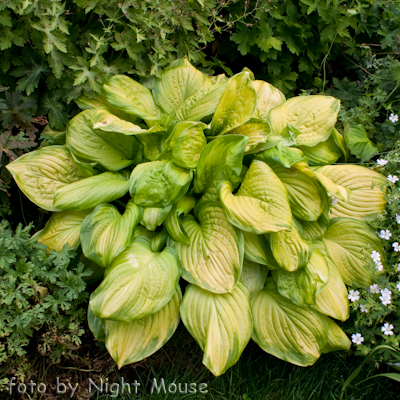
top-left (256, 143), bottom-right (306, 168)
top-left (180, 281), bottom-right (253, 376)
top-left (345, 124), bottom-right (378, 162)
top-left (297, 134), bottom-right (343, 165)
top-left (88, 303), bottom-right (105, 342)
top-left (169, 201), bottom-right (244, 293)
top-left (321, 318), bottom-right (351, 353)
top-left (54, 170), bottom-right (130, 211)
top-left (252, 80), bottom-right (286, 119)
top-left (140, 206), bottom-right (172, 232)
top-left (252, 279), bottom-right (328, 367)
top-left (32, 210), bottom-right (91, 252)
top-left (90, 237), bottom-right (181, 322)
top-left (81, 200), bottom-right (143, 268)
top-left (6, 145), bottom-right (93, 212)
top-left (241, 259), bottom-right (268, 297)
top-left (242, 231), bottom-right (279, 269)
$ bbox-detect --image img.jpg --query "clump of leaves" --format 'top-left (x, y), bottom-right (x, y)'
top-left (0, 220), bottom-right (91, 382)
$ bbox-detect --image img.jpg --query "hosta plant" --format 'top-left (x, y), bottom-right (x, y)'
top-left (6, 58), bottom-right (388, 376)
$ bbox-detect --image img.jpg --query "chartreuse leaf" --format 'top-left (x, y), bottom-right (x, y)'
top-left (297, 134), bottom-right (343, 165)
top-left (53, 171), bottom-right (130, 211)
top-left (309, 169), bottom-right (349, 203)
top-left (169, 201), bottom-right (244, 293)
top-left (180, 281), bottom-right (253, 376)
top-left (268, 161), bottom-right (329, 221)
top-left (6, 146), bottom-right (93, 212)
top-left (219, 160), bottom-right (292, 234)
top-left (267, 220), bottom-right (313, 272)
top-left (209, 72), bottom-right (257, 137)
top-left (105, 287), bottom-right (181, 368)
top-left (252, 278), bottom-right (329, 367)
top-left (129, 160), bottom-right (192, 207)
top-left (90, 237), bottom-right (181, 322)
top-left (272, 249), bottom-right (329, 306)
top-left (298, 219), bottom-right (327, 242)
top-left (32, 210), bottom-right (92, 252)
top-left (323, 217), bottom-right (385, 287)
top-left (80, 200), bottom-right (143, 268)
top-left (331, 128), bottom-right (349, 161)
top-left (92, 108), bottom-right (163, 135)
top-left (228, 118), bottom-right (271, 153)
top-left (140, 206), bottom-right (172, 232)
top-left (103, 75), bottom-right (163, 120)
top-left (88, 303), bottom-right (105, 342)
top-left (321, 318), bottom-right (351, 353)
top-left (268, 95), bottom-right (340, 147)
top-left (175, 80), bottom-right (227, 122)
top-left (252, 80), bottom-right (286, 119)
top-left (242, 231), bottom-right (279, 269)
top-left (310, 242), bottom-right (349, 321)
top-left (241, 259), bottom-right (268, 297)
top-left (75, 94), bottom-right (111, 111)
top-left (315, 165), bottom-right (387, 219)
top-left (345, 124), bottom-right (378, 162)
top-left (164, 195), bottom-right (196, 245)
top-left (153, 57), bottom-right (212, 114)
top-left (66, 109), bottom-right (143, 171)
top-left (160, 121), bottom-right (207, 169)
top-left (150, 228), bottom-right (169, 253)
top-left (256, 143), bottom-right (306, 168)
top-left (134, 225), bottom-right (157, 240)
top-left (137, 132), bottom-right (164, 161)
top-left (193, 135), bottom-right (248, 201)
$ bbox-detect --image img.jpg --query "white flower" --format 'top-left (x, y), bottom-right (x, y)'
top-left (331, 196), bottom-right (338, 206)
top-left (371, 251), bottom-right (381, 263)
top-left (377, 159), bottom-right (388, 166)
top-left (348, 289), bottom-right (360, 302)
top-left (396, 214), bottom-right (400, 224)
top-left (397, 282), bottom-right (400, 291)
top-left (379, 288), bottom-right (392, 305)
top-left (393, 242), bottom-right (400, 252)
top-left (381, 323), bottom-right (394, 336)
top-left (387, 175), bottom-right (399, 183)
top-left (351, 333), bottom-right (364, 345)
top-left (379, 229), bottom-right (392, 240)
top-left (360, 304), bottom-right (369, 313)
top-left (389, 113), bottom-right (399, 123)
top-left (369, 283), bottom-right (380, 293)
top-left (375, 262), bottom-right (384, 271)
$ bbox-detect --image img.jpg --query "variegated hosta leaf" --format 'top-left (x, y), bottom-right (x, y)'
top-left (256, 143), bottom-right (306, 168)
top-left (92, 108), bottom-right (163, 135)
top-left (31, 210), bottom-right (91, 252)
top-left (228, 118), bottom-right (271, 153)
top-left (267, 220), bottom-right (313, 272)
top-left (314, 164), bottom-right (387, 220)
top-left (66, 109), bottom-right (142, 171)
top-left (169, 201), bottom-right (244, 293)
top-left (298, 219), bottom-right (327, 242)
top-left (140, 206), bottom-right (172, 232)
top-left (129, 160), bottom-right (192, 207)
top-left (219, 160), bottom-right (292, 234)
top-left (272, 249), bottom-right (329, 306)
top-left (137, 132), bottom-right (164, 161)
top-left (180, 281), bottom-right (253, 376)
top-left (331, 128), bottom-right (349, 161)
top-left (209, 72), bottom-right (257, 137)
top-left (175, 80), bottom-right (227, 122)
top-left (105, 287), bottom-right (181, 368)
top-left (90, 237), bottom-right (181, 322)
top-left (252, 80), bottom-right (286, 119)
top-left (6, 146), bottom-right (93, 212)
top-left (150, 228), bottom-right (169, 253)
top-left (309, 168), bottom-right (349, 203)
top-left (323, 217), bottom-right (385, 287)
top-left (241, 259), bottom-right (268, 297)
top-left (310, 242), bottom-right (349, 321)
top-left (297, 134), bottom-right (343, 166)
top-left (242, 231), bottom-right (279, 269)
top-left (103, 75), bottom-right (163, 120)
top-left (193, 135), bottom-right (248, 201)
top-left (252, 279), bottom-right (329, 367)
top-left (268, 161), bottom-right (329, 222)
top-left (88, 303), bottom-right (105, 342)
top-left (80, 200), bottom-right (143, 268)
top-left (160, 121), bottom-right (207, 169)
top-left (153, 57), bottom-right (212, 114)
top-left (268, 95), bottom-right (340, 147)
top-left (134, 225), bottom-right (157, 240)
top-left (53, 171), bottom-right (130, 211)
top-left (164, 195), bottom-right (196, 245)
top-left (321, 318), bottom-right (351, 353)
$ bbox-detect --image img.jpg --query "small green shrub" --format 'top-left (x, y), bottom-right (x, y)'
top-left (0, 219), bottom-right (91, 382)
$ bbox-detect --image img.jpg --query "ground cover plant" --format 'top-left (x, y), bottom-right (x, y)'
top-left (5, 58), bottom-right (391, 379)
